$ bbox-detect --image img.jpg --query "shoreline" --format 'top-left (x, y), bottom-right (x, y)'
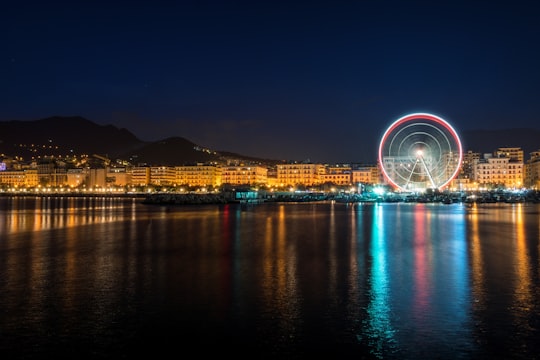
top-left (0, 192), bottom-right (147, 198)
top-left (2, 189), bottom-right (540, 205)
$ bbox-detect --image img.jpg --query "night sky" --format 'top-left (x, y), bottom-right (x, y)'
top-left (2, 1), bottom-right (540, 163)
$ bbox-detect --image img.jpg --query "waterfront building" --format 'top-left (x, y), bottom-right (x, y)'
top-left (444, 151), bottom-right (462, 190)
top-left (524, 150), bottom-right (540, 189)
top-left (131, 166), bottom-right (151, 186)
top-left (50, 168), bottom-right (67, 187)
top-left (459, 150), bottom-right (480, 182)
top-left (276, 163), bottom-right (324, 186)
top-left (107, 167), bottom-right (131, 187)
top-left (221, 165), bottom-right (267, 186)
top-left (175, 164), bottom-right (222, 187)
top-left (0, 170), bottom-right (26, 187)
top-left (66, 168), bottom-right (86, 187)
top-left (320, 165), bottom-right (352, 185)
top-left (0, 168), bottom-right (38, 188)
top-left (36, 161), bottom-right (67, 186)
top-left (473, 153), bottom-right (523, 188)
top-left (65, 167), bottom-right (131, 189)
top-left (24, 169), bottom-right (38, 187)
top-left (444, 151), bottom-right (461, 180)
top-left (150, 166), bottom-right (176, 186)
top-left (265, 166), bottom-right (279, 188)
top-left (87, 168), bottom-right (107, 189)
top-left (351, 165), bottom-right (380, 185)
top-left (36, 161), bottom-right (54, 185)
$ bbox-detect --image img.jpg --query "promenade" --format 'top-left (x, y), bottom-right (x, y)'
top-left (3, 188), bottom-right (539, 205)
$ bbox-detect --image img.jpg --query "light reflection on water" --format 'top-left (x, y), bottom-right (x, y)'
top-left (360, 203), bottom-right (397, 358)
top-left (0, 197), bottom-right (539, 359)
top-left (356, 203), bottom-right (473, 359)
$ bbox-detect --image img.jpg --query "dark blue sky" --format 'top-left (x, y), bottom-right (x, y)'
top-left (2, 1), bottom-right (539, 163)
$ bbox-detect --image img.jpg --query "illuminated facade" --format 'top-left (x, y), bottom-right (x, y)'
top-left (221, 165), bottom-right (267, 185)
top-left (276, 163), bottom-right (324, 186)
top-left (320, 165), bottom-right (352, 185)
top-left (131, 166), bottom-right (151, 186)
top-left (88, 168), bottom-right (107, 188)
top-left (473, 154), bottom-right (523, 188)
top-left (524, 151), bottom-right (540, 189)
top-left (24, 169), bottom-right (39, 187)
top-left (351, 165), bottom-right (380, 184)
top-left (265, 167), bottom-right (279, 187)
top-left (150, 166), bottom-right (176, 186)
top-left (0, 170), bottom-right (26, 187)
top-left (66, 168), bottom-right (86, 187)
top-left (107, 167), bottom-right (131, 186)
top-left (175, 164), bottom-right (222, 187)
top-left (460, 150), bottom-right (480, 180)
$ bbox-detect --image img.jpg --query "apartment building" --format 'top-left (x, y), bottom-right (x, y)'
top-left (320, 165), bottom-right (352, 185)
top-left (524, 150), bottom-right (540, 189)
top-left (0, 170), bottom-right (26, 187)
top-left (473, 154), bottom-right (523, 188)
top-left (66, 168), bottom-right (86, 187)
top-left (221, 165), bottom-right (267, 185)
top-left (107, 167), bottom-right (131, 186)
top-left (351, 165), bottom-right (380, 185)
top-left (131, 166), bottom-right (151, 186)
top-left (150, 166), bottom-right (176, 186)
top-left (459, 150), bottom-right (480, 181)
top-left (276, 163), bottom-right (325, 186)
top-left (175, 164), bottom-right (222, 187)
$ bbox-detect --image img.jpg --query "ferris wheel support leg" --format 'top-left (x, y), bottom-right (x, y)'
top-left (418, 155), bottom-right (437, 189)
top-left (405, 160), bottom-right (420, 189)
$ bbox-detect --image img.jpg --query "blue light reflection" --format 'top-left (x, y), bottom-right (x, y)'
top-left (360, 204), bottom-right (397, 358)
top-left (358, 203), bottom-right (473, 359)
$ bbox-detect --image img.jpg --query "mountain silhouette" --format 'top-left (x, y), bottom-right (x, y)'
top-left (0, 116), bottom-right (279, 165)
top-left (0, 116), bottom-right (144, 158)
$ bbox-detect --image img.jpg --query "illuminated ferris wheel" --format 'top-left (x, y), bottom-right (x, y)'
top-left (378, 113), bottom-right (463, 192)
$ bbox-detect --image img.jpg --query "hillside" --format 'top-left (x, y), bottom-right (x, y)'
top-left (120, 136), bottom-right (220, 166)
top-left (0, 116), bottom-right (145, 158)
top-left (0, 116), bottom-right (279, 165)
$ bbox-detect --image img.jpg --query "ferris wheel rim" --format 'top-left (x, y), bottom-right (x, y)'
top-left (378, 113), bottom-right (463, 191)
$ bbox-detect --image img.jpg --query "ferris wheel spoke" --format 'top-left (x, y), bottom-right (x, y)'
top-left (404, 159), bottom-right (419, 188)
top-left (418, 154), bottom-right (437, 188)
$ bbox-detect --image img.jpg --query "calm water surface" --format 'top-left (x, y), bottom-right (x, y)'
top-left (0, 196), bottom-right (539, 359)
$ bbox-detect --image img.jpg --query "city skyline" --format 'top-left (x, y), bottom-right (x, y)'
top-left (0, 115), bottom-right (535, 191)
top-left (3, 1), bottom-right (540, 163)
